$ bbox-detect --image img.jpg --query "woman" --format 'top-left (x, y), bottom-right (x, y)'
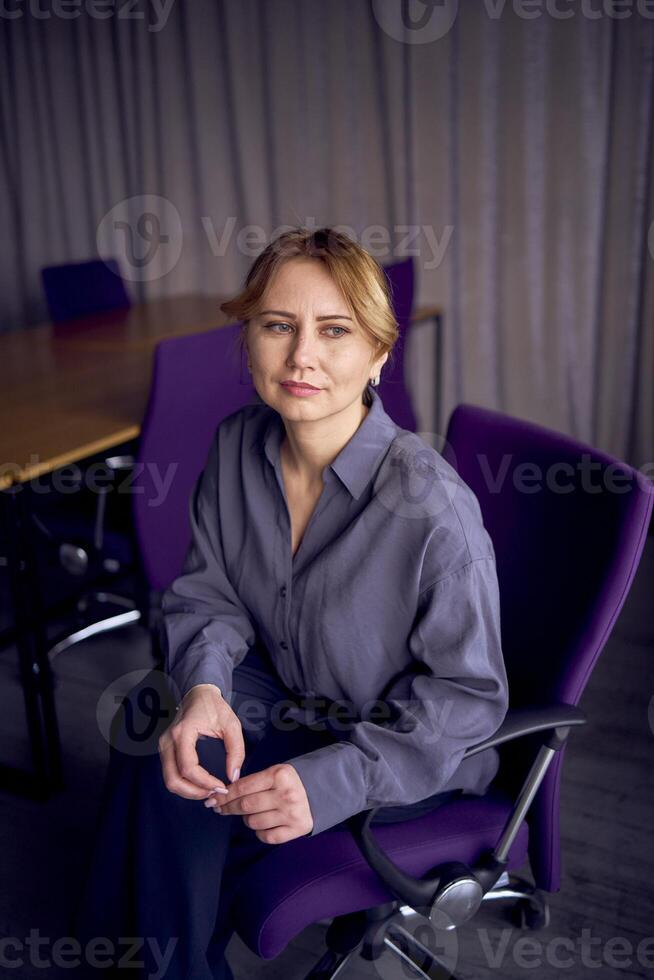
top-left (73, 227), bottom-right (508, 979)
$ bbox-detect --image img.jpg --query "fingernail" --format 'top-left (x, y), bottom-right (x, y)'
top-left (231, 768), bottom-right (240, 782)
top-left (210, 786), bottom-right (229, 795)
top-left (204, 798), bottom-right (218, 808)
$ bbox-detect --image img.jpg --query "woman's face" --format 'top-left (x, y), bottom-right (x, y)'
top-left (245, 257), bottom-right (388, 422)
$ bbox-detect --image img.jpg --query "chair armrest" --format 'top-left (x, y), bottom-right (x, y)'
top-left (346, 702), bottom-right (587, 915)
top-left (463, 704), bottom-right (587, 758)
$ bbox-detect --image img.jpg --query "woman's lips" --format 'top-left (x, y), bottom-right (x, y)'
top-left (280, 383), bottom-right (322, 397)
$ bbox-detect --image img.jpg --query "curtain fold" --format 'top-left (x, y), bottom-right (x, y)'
top-left (0, 0), bottom-right (652, 469)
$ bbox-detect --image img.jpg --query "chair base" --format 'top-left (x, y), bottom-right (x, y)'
top-left (46, 587), bottom-right (164, 663)
top-left (303, 872), bottom-right (549, 980)
top-left (482, 872), bottom-right (551, 929)
top-left (47, 607), bottom-right (142, 661)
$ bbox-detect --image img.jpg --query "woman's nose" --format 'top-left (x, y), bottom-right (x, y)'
top-left (287, 333), bottom-right (318, 364)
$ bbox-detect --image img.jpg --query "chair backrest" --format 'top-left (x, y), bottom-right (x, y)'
top-left (41, 258), bottom-right (131, 322)
top-left (444, 403), bottom-right (653, 889)
top-left (379, 257), bottom-right (418, 432)
top-left (132, 322), bottom-right (255, 592)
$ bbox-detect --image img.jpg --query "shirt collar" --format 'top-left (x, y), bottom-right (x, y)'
top-left (253, 385), bottom-right (399, 500)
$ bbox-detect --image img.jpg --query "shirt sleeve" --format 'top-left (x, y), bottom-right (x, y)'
top-left (286, 556), bottom-right (509, 837)
top-left (159, 426), bottom-right (257, 706)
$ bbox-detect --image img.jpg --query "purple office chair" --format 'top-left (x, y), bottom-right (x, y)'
top-left (132, 321), bottom-right (256, 609)
top-left (380, 257), bottom-right (418, 432)
top-left (33, 323), bottom-right (255, 790)
top-left (40, 257), bottom-right (131, 323)
top-left (217, 403), bottom-right (653, 980)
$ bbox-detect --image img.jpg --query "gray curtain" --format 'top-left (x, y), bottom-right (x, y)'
top-left (0, 0), bottom-right (652, 469)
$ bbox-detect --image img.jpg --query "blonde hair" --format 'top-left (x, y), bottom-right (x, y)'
top-left (220, 227), bottom-right (399, 403)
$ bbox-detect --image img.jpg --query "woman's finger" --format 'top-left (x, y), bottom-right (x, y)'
top-left (215, 787), bottom-right (279, 817)
top-left (159, 729), bottom-right (229, 799)
top-left (212, 801), bottom-right (285, 831)
top-left (220, 714), bottom-right (246, 784)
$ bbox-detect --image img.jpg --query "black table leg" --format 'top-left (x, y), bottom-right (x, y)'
top-left (0, 481), bottom-right (63, 798)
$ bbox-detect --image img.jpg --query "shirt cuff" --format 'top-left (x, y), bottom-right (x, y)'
top-left (286, 741), bottom-right (369, 837)
top-left (167, 645), bottom-right (234, 706)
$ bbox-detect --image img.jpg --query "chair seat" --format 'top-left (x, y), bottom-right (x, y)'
top-left (230, 789), bottom-right (530, 960)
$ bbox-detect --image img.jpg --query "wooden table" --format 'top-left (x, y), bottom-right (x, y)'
top-left (0, 295), bottom-right (237, 490)
top-left (0, 294), bottom-right (442, 796)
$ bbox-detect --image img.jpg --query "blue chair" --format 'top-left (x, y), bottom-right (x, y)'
top-left (40, 257), bottom-right (131, 323)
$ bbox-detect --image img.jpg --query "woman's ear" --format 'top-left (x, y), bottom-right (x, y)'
top-left (376, 351), bottom-right (389, 376)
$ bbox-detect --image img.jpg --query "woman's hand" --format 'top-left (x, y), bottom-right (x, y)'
top-left (158, 684), bottom-right (245, 801)
top-left (205, 763), bottom-right (314, 843)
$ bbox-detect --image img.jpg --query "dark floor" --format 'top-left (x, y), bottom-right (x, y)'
top-left (1, 533), bottom-right (653, 979)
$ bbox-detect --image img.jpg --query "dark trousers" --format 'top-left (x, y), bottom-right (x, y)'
top-left (71, 643), bottom-right (461, 979)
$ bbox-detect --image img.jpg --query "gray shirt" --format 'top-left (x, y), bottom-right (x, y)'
top-left (161, 385), bottom-right (509, 837)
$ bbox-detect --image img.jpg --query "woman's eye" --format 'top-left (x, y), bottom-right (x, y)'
top-left (263, 322), bottom-right (349, 338)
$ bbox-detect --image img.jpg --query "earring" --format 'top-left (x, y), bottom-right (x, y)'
top-left (370, 374), bottom-right (380, 387)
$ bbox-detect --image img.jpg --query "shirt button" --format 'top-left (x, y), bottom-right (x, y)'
top-left (280, 640), bottom-right (288, 650)
top-left (280, 585), bottom-right (287, 598)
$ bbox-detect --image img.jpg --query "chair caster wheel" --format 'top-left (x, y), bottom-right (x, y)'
top-left (509, 897), bottom-right (550, 931)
